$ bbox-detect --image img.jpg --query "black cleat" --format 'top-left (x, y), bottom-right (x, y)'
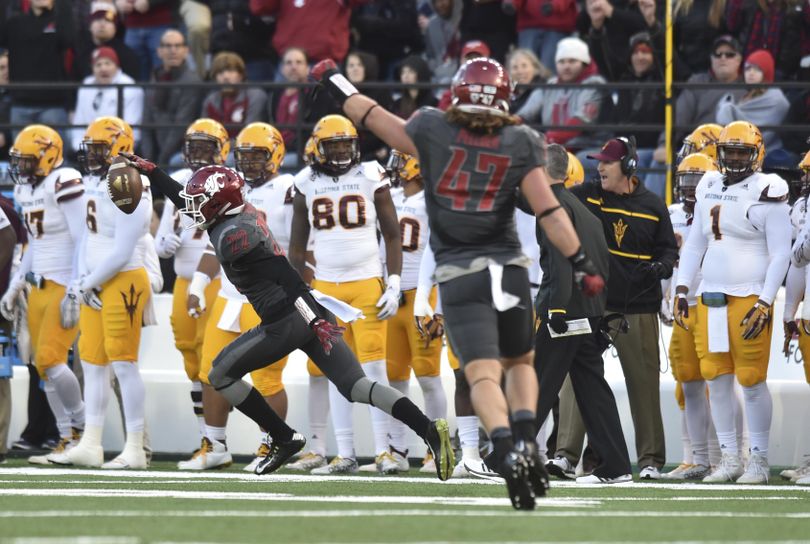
top-left (254, 432), bottom-right (306, 475)
top-left (519, 442), bottom-right (550, 497)
top-left (424, 419), bottom-right (454, 481)
top-left (500, 450), bottom-right (535, 510)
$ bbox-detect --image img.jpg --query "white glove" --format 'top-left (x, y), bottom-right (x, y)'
top-left (68, 277), bottom-right (103, 311)
top-left (0, 277), bottom-right (26, 321)
top-left (158, 233), bottom-right (182, 258)
top-left (413, 283), bottom-right (434, 319)
top-left (59, 289), bottom-right (81, 329)
top-left (376, 274), bottom-right (401, 320)
top-left (187, 271), bottom-right (211, 318)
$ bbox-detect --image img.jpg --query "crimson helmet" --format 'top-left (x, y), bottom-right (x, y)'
top-left (180, 165), bottom-right (245, 229)
top-left (450, 58), bottom-right (513, 117)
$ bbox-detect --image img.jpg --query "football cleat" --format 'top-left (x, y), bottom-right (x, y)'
top-left (311, 455), bottom-right (359, 475)
top-left (664, 463), bottom-right (710, 480)
top-left (519, 442), bottom-right (550, 497)
top-left (177, 437), bottom-right (233, 471)
top-left (243, 437), bottom-right (272, 473)
top-left (418, 452), bottom-right (435, 474)
top-left (286, 451), bottom-right (327, 471)
top-left (464, 457), bottom-right (504, 481)
top-left (376, 451), bottom-right (402, 474)
top-left (796, 474), bottom-right (810, 485)
top-left (736, 451), bottom-right (769, 484)
top-left (424, 419), bottom-right (454, 481)
top-left (500, 450), bottom-right (535, 511)
top-left (639, 466), bottom-right (662, 480)
top-left (576, 473), bottom-right (633, 484)
top-left (451, 458), bottom-right (474, 479)
top-left (255, 432), bottom-right (306, 475)
top-left (780, 455), bottom-right (810, 481)
top-left (703, 452), bottom-right (744, 483)
top-left (102, 444), bottom-right (148, 470)
top-left (31, 428), bottom-right (82, 465)
top-left (49, 440), bottom-right (103, 468)
top-left (546, 455), bottom-right (576, 480)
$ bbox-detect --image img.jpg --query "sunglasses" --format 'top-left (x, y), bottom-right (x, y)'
top-left (712, 51), bottom-right (738, 59)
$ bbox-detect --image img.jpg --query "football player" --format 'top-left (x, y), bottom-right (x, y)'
top-left (50, 116), bottom-right (153, 469)
top-left (780, 150), bottom-right (810, 482)
top-left (179, 122), bottom-right (295, 471)
top-left (0, 125), bottom-right (86, 463)
top-left (310, 57), bottom-right (602, 509)
top-left (381, 151), bottom-right (448, 474)
top-left (662, 152), bottom-right (717, 480)
top-left (154, 118), bottom-right (227, 455)
top-left (289, 115), bottom-right (403, 475)
top-left (121, 153), bottom-right (454, 480)
top-left (677, 123), bottom-right (723, 163)
top-left (676, 121), bottom-right (791, 484)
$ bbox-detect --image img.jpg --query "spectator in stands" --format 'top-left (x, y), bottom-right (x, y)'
top-left (76, 3), bottom-right (141, 82)
top-left (423, 0), bottom-right (463, 85)
top-left (0, 0), bottom-right (75, 140)
top-left (392, 54), bottom-right (437, 119)
top-left (508, 48), bottom-right (551, 122)
top-left (178, 0), bottom-right (211, 78)
top-left (0, 49), bottom-right (10, 163)
top-left (269, 47), bottom-right (308, 162)
top-left (71, 46), bottom-right (144, 153)
top-left (140, 29), bottom-right (204, 167)
top-left (782, 91), bottom-right (810, 157)
top-left (344, 51), bottom-right (391, 161)
top-left (725, 0), bottom-right (804, 80)
top-left (206, 0), bottom-right (276, 82)
top-left (201, 51), bottom-right (267, 138)
top-left (673, 0), bottom-right (727, 78)
top-left (351, 1), bottom-right (424, 80)
top-left (505, 0), bottom-right (577, 73)
top-left (577, 0), bottom-right (647, 81)
top-left (459, 0), bottom-right (515, 63)
top-left (116, 0), bottom-right (178, 81)
top-left (716, 49), bottom-right (789, 150)
top-left (436, 40), bottom-right (490, 110)
top-left (249, 0), bottom-right (369, 64)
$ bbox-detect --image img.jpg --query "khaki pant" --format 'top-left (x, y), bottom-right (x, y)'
top-left (554, 376), bottom-right (586, 464)
top-left (0, 379), bottom-right (10, 454)
top-left (180, 0), bottom-right (211, 78)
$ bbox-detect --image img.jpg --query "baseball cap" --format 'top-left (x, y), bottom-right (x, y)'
top-left (587, 138), bottom-right (630, 162)
top-left (90, 2), bottom-right (117, 22)
top-left (92, 46), bottom-right (119, 67)
top-left (461, 40), bottom-right (490, 60)
top-left (712, 35), bottom-right (741, 54)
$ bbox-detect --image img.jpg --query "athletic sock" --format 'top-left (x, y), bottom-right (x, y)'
top-left (511, 409), bottom-right (536, 445)
top-left (45, 363), bottom-right (85, 430)
top-left (191, 381), bottom-right (205, 438)
top-left (388, 380), bottom-right (410, 453)
top-left (111, 361), bottom-right (146, 433)
top-left (416, 375), bottom-right (447, 420)
top-left (81, 361), bottom-right (112, 428)
top-left (682, 380), bottom-right (709, 466)
top-left (390, 397), bottom-right (431, 440)
top-left (707, 374), bottom-right (738, 456)
top-left (743, 382), bottom-right (772, 458)
top-left (308, 376), bottom-right (329, 457)
top-left (235, 387), bottom-right (293, 444)
top-left (490, 427), bottom-right (515, 467)
top-left (43, 381), bottom-right (71, 438)
top-left (457, 415), bottom-right (481, 459)
top-left (328, 381), bottom-right (355, 459)
top-left (362, 359), bottom-right (392, 455)
top-left (680, 410), bottom-right (693, 464)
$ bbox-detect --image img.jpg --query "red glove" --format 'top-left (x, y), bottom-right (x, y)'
top-left (311, 318), bottom-right (345, 355)
top-left (784, 320), bottom-right (799, 356)
top-left (310, 59), bottom-right (339, 82)
top-left (569, 248), bottom-right (605, 297)
top-left (309, 59), bottom-right (358, 106)
top-left (118, 152), bottom-right (156, 174)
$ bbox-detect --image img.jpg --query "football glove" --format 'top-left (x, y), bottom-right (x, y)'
top-left (311, 318), bottom-right (346, 355)
top-left (158, 233), bottom-right (182, 257)
top-left (783, 320), bottom-right (799, 357)
top-left (568, 248), bottom-right (605, 296)
top-left (310, 59), bottom-right (358, 106)
top-left (186, 271), bottom-right (211, 318)
top-left (376, 274), bottom-right (401, 320)
top-left (741, 299), bottom-right (771, 340)
top-left (0, 277), bottom-right (25, 321)
top-left (416, 314), bottom-right (444, 348)
top-left (638, 260), bottom-right (668, 280)
top-left (413, 285), bottom-right (434, 319)
top-left (66, 278), bottom-right (102, 311)
top-left (59, 290), bottom-right (81, 329)
top-left (673, 293), bottom-right (690, 330)
top-left (547, 310), bottom-right (568, 334)
top-left (118, 152), bottom-right (156, 174)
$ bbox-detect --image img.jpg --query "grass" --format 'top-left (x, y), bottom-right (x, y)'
top-left (1, 459), bottom-right (810, 543)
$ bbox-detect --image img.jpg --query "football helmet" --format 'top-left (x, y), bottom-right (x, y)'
top-left (798, 150), bottom-right (810, 195)
top-left (180, 165), bottom-right (245, 229)
top-left (303, 136), bottom-right (316, 166)
top-left (310, 115), bottom-right (360, 176)
top-left (717, 121), bottom-right (764, 181)
top-left (78, 116), bottom-right (134, 175)
top-left (564, 152), bottom-right (584, 189)
top-left (386, 150), bottom-right (421, 187)
top-left (9, 124), bottom-right (64, 184)
top-left (679, 123), bottom-right (722, 162)
top-left (234, 122), bottom-right (285, 188)
top-left (451, 57), bottom-right (513, 117)
top-left (676, 152), bottom-right (716, 213)
top-left (183, 118), bottom-right (231, 171)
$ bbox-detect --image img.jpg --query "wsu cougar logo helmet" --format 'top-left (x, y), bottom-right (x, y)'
top-left (180, 166), bottom-right (245, 229)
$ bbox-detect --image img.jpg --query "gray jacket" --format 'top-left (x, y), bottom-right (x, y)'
top-left (423, 0), bottom-right (462, 85)
top-left (716, 88), bottom-right (790, 151)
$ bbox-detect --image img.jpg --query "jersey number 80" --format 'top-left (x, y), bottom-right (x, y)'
top-left (311, 195), bottom-right (367, 230)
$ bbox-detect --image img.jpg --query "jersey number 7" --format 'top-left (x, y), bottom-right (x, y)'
top-left (435, 147), bottom-right (511, 212)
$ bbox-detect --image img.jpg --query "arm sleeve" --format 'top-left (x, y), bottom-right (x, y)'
top-left (147, 167), bottom-right (186, 210)
top-left (59, 194), bottom-right (89, 281)
top-left (416, 242), bottom-right (442, 314)
top-left (515, 89), bottom-right (544, 123)
top-left (756, 204), bottom-right (792, 305)
top-left (81, 202), bottom-right (149, 289)
top-left (11, 246), bottom-right (33, 284)
top-left (784, 263), bottom-right (804, 321)
top-left (142, 234), bottom-right (164, 292)
top-left (154, 200), bottom-right (178, 258)
top-left (676, 201), bottom-right (708, 292)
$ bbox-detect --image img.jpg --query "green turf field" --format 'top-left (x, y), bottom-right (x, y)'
top-left (1, 460), bottom-right (809, 543)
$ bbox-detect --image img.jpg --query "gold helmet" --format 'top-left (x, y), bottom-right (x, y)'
top-left (310, 115), bottom-right (360, 175)
top-left (676, 153), bottom-right (716, 212)
top-left (679, 123), bottom-right (722, 161)
top-left (302, 136), bottom-right (316, 166)
top-left (9, 124), bottom-right (64, 184)
top-left (234, 122), bottom-right (285, 187)
top-left (797, 150), bottom-right (810, 195)
top-left (386, 150), bottom-right (421, 187)
top-left (79, 116), bottom-right (134, 175)
top-left (564, 152), bottom-right (584, 189)
top-left (717, 121), bottom-right (764, 180)
top-left (183, 118), bottom-right (231, 171)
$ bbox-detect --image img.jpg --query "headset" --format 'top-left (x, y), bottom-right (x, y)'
top-left (616, 136), bottom-right (638, 177)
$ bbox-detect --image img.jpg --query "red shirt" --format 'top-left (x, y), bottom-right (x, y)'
top-left (275, 90), bottom-right (299, 147)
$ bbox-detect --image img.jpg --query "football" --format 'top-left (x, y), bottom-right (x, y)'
top-left (107, 155), bottom-right (143, 214)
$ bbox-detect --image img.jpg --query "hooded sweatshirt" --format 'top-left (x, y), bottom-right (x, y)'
top-left (424, 0), bottom-right (463, 84)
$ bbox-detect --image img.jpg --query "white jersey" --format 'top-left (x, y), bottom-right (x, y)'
top-left (13, 167), bottom-right (84, 285)
top-left (669, 203), bottom-right (699, 306)
top-left (83, 173), bottom-right (152, 273)
top-left (515, 209), bottom-right (541, 289)
top-left (790, 194), bottom-right (809, 240)
top-left (218, 174), bottom-right (296, 303)
top-left (294, 161), bottom-right (388, 282)
top-left (693, 170), bottom-right (789, 297)
top-left (0, 206), bottom-right (10, 230)
top-left (391, 186), bottom-right (429, 290)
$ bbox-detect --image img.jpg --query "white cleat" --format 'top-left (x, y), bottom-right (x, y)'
top-left (377, 451), bottom-right (402, 474)
top-left (545, 455), bottom-right (576, 480)
top-left (49, 440), bottom-right (104, 468)
top-left (286, 451), bottom-right (327, 471)
top-left (463, 457), bottom-right (503, 481)
top-left (243, 439), bottom-right (271, 473)
top-left (311, 456), bottom-right (359, 475)
top-left (780, 455), bottom-right (810, 481)
top-left (662, 463), bottom-right (710, 480)
top-left (101, 445), bottom-right (148, 470)
top-left (451, 457), bottom-right (479, 479)
top-left (703, 452), bottom-right (744, 483)
top-left (177, 437), bottom-right (232, 470)
top-left (639, 466), bottom-right (662, 480)
top-left (418, 452), bottom-right (434, 474)
top-left (29, 430), bottom-right (82, 466)
top-left (736, 451), bottom-right (769, 484)
top-left (576, 473), bottom-right (633, 484)
top-left (796, 474), bottom-right (810, 485)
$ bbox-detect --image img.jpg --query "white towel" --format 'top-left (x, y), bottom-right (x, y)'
top-left (311, 289), bottom-right (365, 323)
top-left (142, 294), bottom-right (157, 327)
top-left (488, 263), bottom-right (521, 311)
top-left (217, 299), bottom-right (242, 332)
top-left (707, 305), bottom-right (730, 353)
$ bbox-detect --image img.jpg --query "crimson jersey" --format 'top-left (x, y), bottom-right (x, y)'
top-left (405, 107), bottom-right (546, 279)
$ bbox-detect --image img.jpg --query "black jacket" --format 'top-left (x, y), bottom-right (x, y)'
top-left (535, 184), bottom-right (610, 319)
top-left (351, 1), bottom-right (424, 73)
top-left (615, 68), bottom-right (664, 149)
top-left (571, 180), bottom-right (678, 314)
top-left (201, 0), bottom-right (275, 64)
top-left (576, 0), bottom-right (647, 81)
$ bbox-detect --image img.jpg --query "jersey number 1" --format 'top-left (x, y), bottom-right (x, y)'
top-left (435, 147), bottom-right (510, 212)
top-left (710, 205), bottom-right (722, 240)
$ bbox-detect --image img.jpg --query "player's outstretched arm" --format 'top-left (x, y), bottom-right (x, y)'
top-left (310, 60), bottom-right (417, 156)
top-left (521, 167), bottom-right (579, 258)
top-left (289, 192), bottom-right (311, 278)
top-left (120, 152), bottom-right (186, 211)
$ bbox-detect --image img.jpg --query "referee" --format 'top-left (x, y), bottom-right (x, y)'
top-left (530, 144), bottom-right (632, 483)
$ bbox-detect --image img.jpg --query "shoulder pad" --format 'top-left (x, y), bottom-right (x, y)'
top-left (53, 168), bottom-right (84, 203)
top-left (170, 168), bottom-right (193, 183)
top-left (292, 166), bottom-right (313, 193)
top-left (750, 172), bottom-right (789, 203)
top-left (362, 160), bottom-right (387, 183)
top-left (217, 218), bottom-right (262, 262)
top-left (57, 167), bottom-right (82, 181)
top-left (668, 203), bottom-right (683, 215)
top-left (695, 171), bottom-right (721, 200)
